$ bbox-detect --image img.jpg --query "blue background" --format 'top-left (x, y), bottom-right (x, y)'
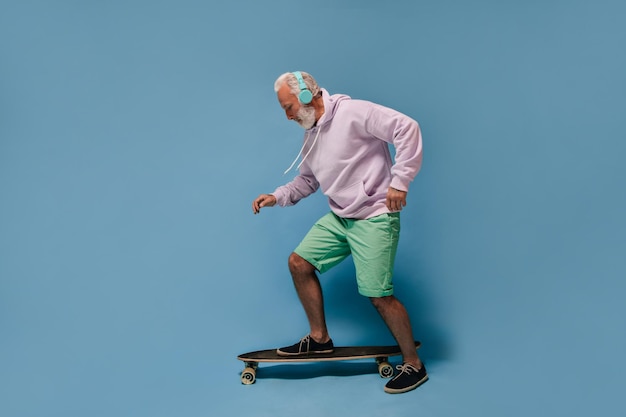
top-left (1, 1), bottom-right (625, 416)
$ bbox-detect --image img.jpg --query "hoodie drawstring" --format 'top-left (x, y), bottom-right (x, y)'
top-left (283, 128), bottom-right (321, 175)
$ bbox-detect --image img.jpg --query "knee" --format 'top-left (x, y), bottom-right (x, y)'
top-left (288, 252), bottom-right (315, 275)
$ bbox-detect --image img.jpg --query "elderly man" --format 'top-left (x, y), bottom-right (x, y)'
top-left (252, 71), bottom-right (426, 394)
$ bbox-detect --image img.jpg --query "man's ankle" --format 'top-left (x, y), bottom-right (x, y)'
top-left (310, 334), bottom-right (330, 344)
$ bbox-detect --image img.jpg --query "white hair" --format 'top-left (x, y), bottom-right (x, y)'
top-left (274, 71), bottom-right (321, 98)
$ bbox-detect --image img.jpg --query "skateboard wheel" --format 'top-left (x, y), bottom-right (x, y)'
top-left (378, 362), bottom-right (394, 378)
top-left (241, 367), bottom-right (256, 385)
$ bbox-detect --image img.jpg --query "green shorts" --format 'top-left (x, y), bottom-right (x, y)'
top-left (294, 212), bottom-right (401, 297)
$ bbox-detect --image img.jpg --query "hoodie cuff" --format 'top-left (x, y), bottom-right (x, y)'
top-left (271, 188), bottom-right (288, 207)
top-left (390, 177), bottom-right (409, 192)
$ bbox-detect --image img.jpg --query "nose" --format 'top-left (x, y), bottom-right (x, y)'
top-left (285, 110), bottom-right (294, 120)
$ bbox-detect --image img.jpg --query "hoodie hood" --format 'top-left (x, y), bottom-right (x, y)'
top-left (283, 88), bottom-right (351, 174)
top-left (311, 88), bottom-right (351, 130)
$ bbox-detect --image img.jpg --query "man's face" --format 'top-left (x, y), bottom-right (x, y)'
top-left (277, 83), bottom-right (316, 129)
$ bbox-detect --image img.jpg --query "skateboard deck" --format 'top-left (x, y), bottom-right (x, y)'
top-left (237, 340), bottom-right (421, 385)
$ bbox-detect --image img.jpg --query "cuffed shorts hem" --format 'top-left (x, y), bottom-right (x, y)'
top-left (357, 288), bottom-right (395, 298)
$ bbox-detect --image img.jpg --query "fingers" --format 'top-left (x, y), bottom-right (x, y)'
top-left (386, 198), bottom-right (404, 212)
top-left (252, 196), bottom-right (263, 214)
top-left (386, 188), bottom-right (407, 212)
top-left (252, 194), bottom-right (275, 214)
top-left (253, 197), bottom-right (265, 214)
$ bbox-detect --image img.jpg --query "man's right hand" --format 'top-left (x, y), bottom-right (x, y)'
top-left (252, 194), bottom-right (277, 214)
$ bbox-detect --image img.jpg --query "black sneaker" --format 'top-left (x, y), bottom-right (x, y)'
top-left (384, 363), bottom-right (428, 394)
top-left (276, 335), bottom-right (334, 356)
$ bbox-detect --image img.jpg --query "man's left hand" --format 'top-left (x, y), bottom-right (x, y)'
top-left (386, 187), bottom-right (407, 212)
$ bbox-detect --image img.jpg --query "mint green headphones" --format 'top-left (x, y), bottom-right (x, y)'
top-left (293, 71), bottom-right (313, 104)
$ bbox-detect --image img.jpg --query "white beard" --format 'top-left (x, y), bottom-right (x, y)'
top-left (296, 105), bottom-right (316, 129)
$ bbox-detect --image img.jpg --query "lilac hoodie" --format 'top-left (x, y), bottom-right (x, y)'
top-left (273, 88), bottom-right (423, 220)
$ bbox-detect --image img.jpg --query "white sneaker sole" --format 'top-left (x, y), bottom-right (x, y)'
top-left (384, 375), bottom-right (429, 394)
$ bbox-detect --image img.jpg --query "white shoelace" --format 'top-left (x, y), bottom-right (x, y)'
top-left (298, 335), bottom-right (311, 352)
top-left (394, 363), bottom-right (419, 378)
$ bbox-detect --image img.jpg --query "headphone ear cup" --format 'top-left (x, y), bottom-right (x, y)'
top-left (293, 71), bottom-right (314, 104)
top-left (298, 89), bottom-right (313, 104)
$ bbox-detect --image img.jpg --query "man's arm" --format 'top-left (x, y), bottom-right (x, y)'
top-left (252, 171), bottom-right (319, 214)
top-left (366, 105), bottom-right (423, 212)
top-left (271, 171), bottom-right (320, 207)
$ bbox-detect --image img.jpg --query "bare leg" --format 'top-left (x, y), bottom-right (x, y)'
top-left (370, 295), bottom-right (422, 368)
top-left (288, 252), bottom-right (330, 343)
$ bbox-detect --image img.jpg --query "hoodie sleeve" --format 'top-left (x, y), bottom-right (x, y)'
top-left (272, 169), bottom-right (320, 207)
top-left (365, 104), bottom-right (423, 192)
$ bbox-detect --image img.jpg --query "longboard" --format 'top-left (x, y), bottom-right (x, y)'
top-left (237, 341), bottom-right (421, 385)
